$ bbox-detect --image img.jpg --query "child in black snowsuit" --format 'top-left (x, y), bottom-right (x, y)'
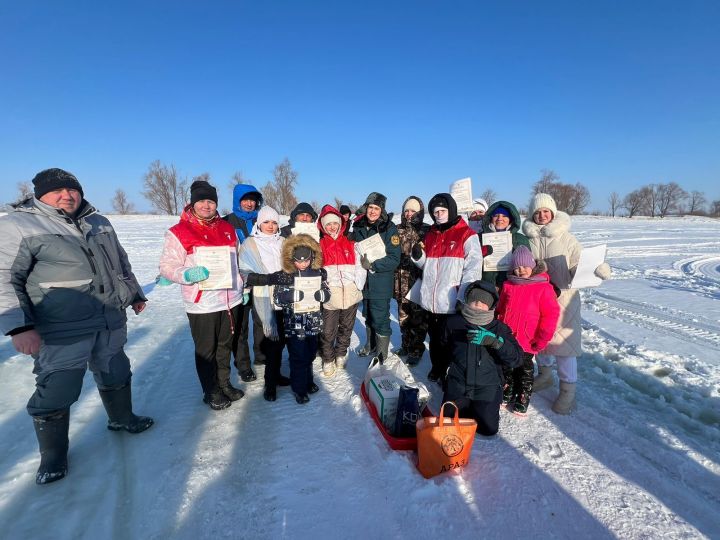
top-left (443, 280), bottom-right (523, 435)
top-left (253, 234), bottom-right (330, 404)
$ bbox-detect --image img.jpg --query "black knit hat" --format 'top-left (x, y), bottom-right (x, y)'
top-left (32, 168), bottom-right (84, 199)
top-left (363, 192), bottom-right (387, 210)
top-left (292, 245), bottom-right (313, 262)
top-left (465, 280), bottom-right (499, 309)
top-left (339, 204), bottom-right (351, 215)
top-left (190, 180), bottom-right (218, 205)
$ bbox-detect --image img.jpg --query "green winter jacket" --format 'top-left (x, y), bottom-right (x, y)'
top-left (351, 213), bottom-right (401, 299)
top-left (480, 201), bottom-right (530, 289)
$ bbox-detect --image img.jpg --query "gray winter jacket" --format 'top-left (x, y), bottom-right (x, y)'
top-left (0, 197), bottom-right (146, 343)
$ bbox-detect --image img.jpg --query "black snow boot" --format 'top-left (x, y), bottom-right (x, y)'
top-left (33, 410), bottom-right (70, 485)
top-left (357, 328), bottom-right (376, 357)
top-left (203, 391), bottom-right (232, 410)
top-left (99, 384), bottom-right (154, 433)
top-left (220, 382), bottom-right (245, 401)
top-left (373, 334), bottom-right (390, 364)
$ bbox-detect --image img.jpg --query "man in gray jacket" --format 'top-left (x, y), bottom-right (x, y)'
top-left (0, 168), bottom-right (153, 485)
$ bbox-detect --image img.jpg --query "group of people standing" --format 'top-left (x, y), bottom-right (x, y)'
top-left (1, 167), bottom-right (611, 486)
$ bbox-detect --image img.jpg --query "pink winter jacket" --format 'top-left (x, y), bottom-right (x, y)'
top-left (495, 270), bottom-right (560, 354)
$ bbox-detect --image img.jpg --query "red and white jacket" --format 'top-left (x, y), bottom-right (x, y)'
top-left (317, 205), bottom-right (366, 310)
top-left (159, 205), bottom-right (244, 314)
top-left (414, 217), bottom-right (482, 314)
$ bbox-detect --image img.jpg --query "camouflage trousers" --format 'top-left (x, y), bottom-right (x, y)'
top-left (397, 300), bottom-right (428, 357)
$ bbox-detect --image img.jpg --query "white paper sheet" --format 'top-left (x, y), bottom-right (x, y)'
top-left (570, 244), bottom-right (607, 289)
top-left (450, 177), bottom-right (474, 213)
top-left (194, 246), bottom-right (234, 290)
top-left (357, 234), bottom-right (387, 263)
top-left (482, 231), bottom-right (513, 271)
top-left (294, 276), bottom-right (322, 313)
top-left (290, 221), bottom-right (320, 241)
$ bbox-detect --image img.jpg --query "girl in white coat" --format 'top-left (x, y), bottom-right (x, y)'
top-left (522, 193), bottom-right (611, 413)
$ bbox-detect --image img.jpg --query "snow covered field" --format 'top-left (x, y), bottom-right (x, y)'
top-left (1, 214), bottom-right (719, 539)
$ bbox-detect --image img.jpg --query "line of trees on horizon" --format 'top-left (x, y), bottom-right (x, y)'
top-left (8, 163), bottom-right (720, 219)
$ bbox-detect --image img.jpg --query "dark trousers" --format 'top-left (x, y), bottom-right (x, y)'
top-left (444, 386), bottom-right (502, 436)
top-left (187, 306), bottom-right (241, 395)
top-left (362, 298), bottom-right (391, 337)
top-left (234, 300), bottom-right (266, 370)
top-left (258, 311), bottom-right (286, 390)
top-left (427, 313), bottom-right (451, 373)
top-left (320, 304), bottom-right (358, 362)
top-left (286, 335), bottom-right (318, 396)
top-left (397, 299), bottom-right (428, 356)
top-left (502, 351), bottom-right (535, 398)
top-left (26, 327), bottom-right (132, 417)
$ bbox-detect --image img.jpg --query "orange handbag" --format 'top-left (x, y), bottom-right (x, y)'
top-left (416, 401), bottom-right (477, 479)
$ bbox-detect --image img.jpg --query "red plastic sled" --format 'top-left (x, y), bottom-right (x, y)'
top-left (360, 382), bottom-right (434, 451)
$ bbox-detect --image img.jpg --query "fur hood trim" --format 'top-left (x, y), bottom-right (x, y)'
top-left (521, 210), bottom-right (572, 239)
top-left (281, 233), bottom-right (323, 273)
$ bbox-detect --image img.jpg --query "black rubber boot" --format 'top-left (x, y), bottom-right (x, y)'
top-left (203, 391), bottom-right (232, 410)
top-left (357, 328), bottom-right (376, 357)
top-left (373, 334), bottom-right (391, 364)
top-left (99, 384), bottom-right (154, 433)
top-left (33, 410), bottom-right (70, 485)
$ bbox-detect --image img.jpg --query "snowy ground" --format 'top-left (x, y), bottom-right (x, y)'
top-left (1, 215), bottom-right (719, 539)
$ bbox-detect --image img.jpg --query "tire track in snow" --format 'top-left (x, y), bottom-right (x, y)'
top-left (585, 291), bottom-right (720, 351)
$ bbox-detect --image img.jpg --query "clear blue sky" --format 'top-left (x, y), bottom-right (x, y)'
top-left (1, 0), bottom-right (718, 213)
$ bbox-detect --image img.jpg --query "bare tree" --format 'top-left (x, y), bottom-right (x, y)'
top-left (711, 200), bottom-right (720, 218)
top-left (533, 169), bottom-right (560, 194)
top-left (16, 181), bottom-right (33, 202)
top-left (111, 189), bottom-right (135, 215)
top-left (480, 189), bottom-right (496, 206)
top-left (262, 158), bottom-right (298, 215)
top-left (532, 170), bottom-right (590, 215)
top-left (655, 182), bottom-right (687, 218)
top-left (142, 160), bottom-right (188, 215)
top-left (687, 190), bottom-right (707, 215)
top-left (622, 189), bottom-right (647, 218)
top-left (608, 192), bottom-right (621, 217)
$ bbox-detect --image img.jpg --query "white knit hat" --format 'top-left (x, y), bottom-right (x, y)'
top-left (403, 198), bottom-right (421, 213)
top-left (472, 198), bottom-right (488, 213)
top-left (257, 206), bottom-right (280, 225)
top-left (528, 193), bottom-right (557, 216)
top-left (320, 212), bottom-right (342, 230)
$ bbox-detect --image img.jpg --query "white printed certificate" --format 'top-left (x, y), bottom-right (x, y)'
top-left (357, 234), bottom-right (386, 263)
top-left (194, 246), bottom-right (234, 290)
top-left (290, 221), bottom-right (320, 241)
top-left (450, 177), bottom-right (474, 213)
top-left (294, 276), bottom-right (321, 313)
top-left (482, 231), bottom-right (513, 271)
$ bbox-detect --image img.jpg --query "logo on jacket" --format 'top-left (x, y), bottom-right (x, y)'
top-left (449, 241), bottom-right (456, 251)
top-left (390, 235), bottom-right (400, 246)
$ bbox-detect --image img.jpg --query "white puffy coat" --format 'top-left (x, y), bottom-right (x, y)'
top-left (522, 211), bottom-right (582, 357)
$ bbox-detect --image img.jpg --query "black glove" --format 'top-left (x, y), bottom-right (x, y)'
top-left (314, 289), bottom-right (330, 303)
top-left (481, 244), bottom-right (493, 257)
top-left (411, 243), bottom-right (424, 261)
top-left (246, 272), bottom-right (270, 287)
top-left (360, 254), bottom-right (373, 271)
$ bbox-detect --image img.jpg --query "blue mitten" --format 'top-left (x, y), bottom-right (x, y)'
top-left (242, 293), bottom-right (250, 305)
top-left (183, 266), bottom-right (210, 283)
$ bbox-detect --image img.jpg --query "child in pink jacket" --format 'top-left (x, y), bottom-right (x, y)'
top-left (495, 245), bottom-right (560, 415)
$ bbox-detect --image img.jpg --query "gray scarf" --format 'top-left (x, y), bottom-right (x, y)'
top-left (461, 304), bottom-right (495, 326)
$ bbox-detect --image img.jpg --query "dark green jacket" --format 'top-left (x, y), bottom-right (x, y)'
top-left (480, 201), bottom-right (530, 289)
top-left (351, 213), bottom-right (401, 299)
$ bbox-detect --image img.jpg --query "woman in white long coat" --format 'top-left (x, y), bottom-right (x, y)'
top-left (522, 193), bottom-right (611, 414)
